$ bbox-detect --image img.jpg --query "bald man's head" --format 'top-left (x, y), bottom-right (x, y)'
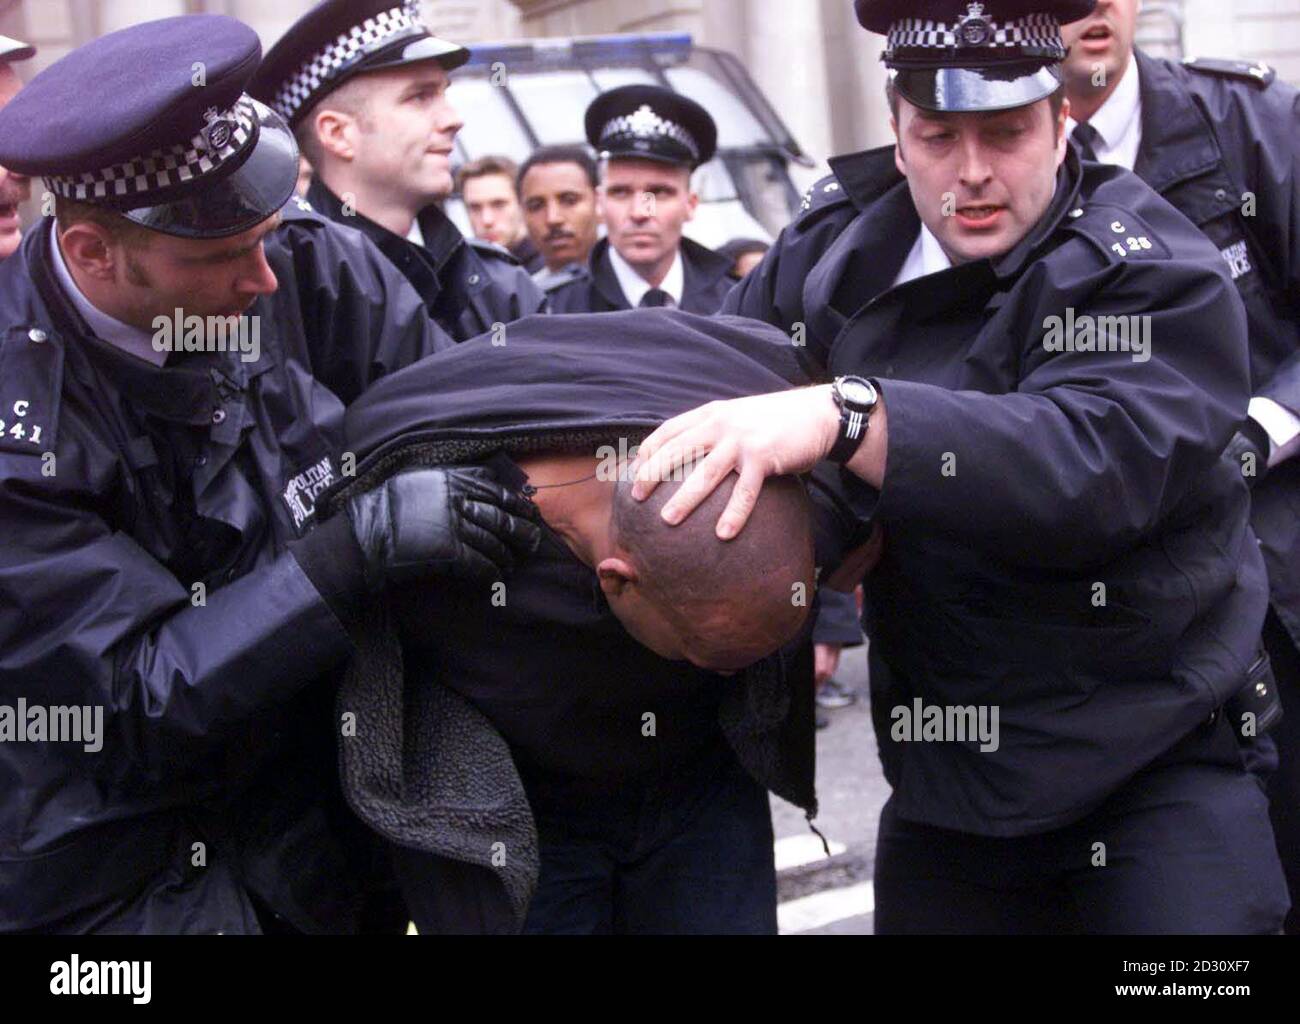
top-left (599, 472), bottom-right (814, 672)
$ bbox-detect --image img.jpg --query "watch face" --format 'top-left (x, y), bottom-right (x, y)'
top-left (841, 378), bottom-right (877, 407)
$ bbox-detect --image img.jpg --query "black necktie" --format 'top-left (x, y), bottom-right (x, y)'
top-left (1072, 122), bottom-right (1101, 163)
top-left (639, 288), bottom-right (671, 308)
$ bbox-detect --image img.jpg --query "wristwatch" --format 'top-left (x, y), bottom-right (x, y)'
top-left (828, 375), bottom-right (880, 464)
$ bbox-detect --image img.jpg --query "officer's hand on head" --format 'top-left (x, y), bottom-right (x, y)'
top-left (346, 466), bottom-right (543, 591)
top-left (1224, 424), bottom-right (1269, 489)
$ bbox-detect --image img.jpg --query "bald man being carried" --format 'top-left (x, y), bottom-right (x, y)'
top-left (327, 310), bottom-right (866, 934)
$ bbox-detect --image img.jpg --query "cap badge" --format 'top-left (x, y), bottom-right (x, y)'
top-left (201, 107), bottom-right (235, 152)
top-left (957, 3), bottom-right (994, 47)
top-left (627, 105), bottom-right (662, 138)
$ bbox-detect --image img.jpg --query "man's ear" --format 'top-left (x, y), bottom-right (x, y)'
top-left (1054, 95), bottom-right (1071, 168)
top-left (892, 117), bottom-right (906, 177)
top-left (315, 108), bottom-right (357, 162)
top-left (58, 223), bottom-right (119, 282)
top-left (596, 555), bottom-right (638, 598)
top-left (685, 188), bottom-right (699, 222)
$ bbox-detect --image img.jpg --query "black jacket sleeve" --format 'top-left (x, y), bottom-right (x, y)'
top-left (0, 451), bottom-right (360, 767)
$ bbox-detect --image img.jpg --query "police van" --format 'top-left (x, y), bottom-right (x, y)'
top-left (444, 32), bottom-right (814, 249)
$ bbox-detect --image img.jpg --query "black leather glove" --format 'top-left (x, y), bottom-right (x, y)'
top-left (346, 466), bottom-right (542, 590)
top-left (1224, 420), bottom-right (1270, 489)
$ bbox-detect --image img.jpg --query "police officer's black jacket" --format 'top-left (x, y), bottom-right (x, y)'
top-left (305, 178), bottom-right (546, 342)
top-left (725, 145), bottom-right (1268, 836)
top-left (327, 311), bottom-right (834, 929)
top-left (0, 201), bottom-right (455, 933)
top-left (1129, 52), bottom-right (1300, 650)
top-left (547, 236), bottom-right (736, 314)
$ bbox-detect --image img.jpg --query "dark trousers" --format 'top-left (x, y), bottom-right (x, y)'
top-left (390, 742), bottom-right (777, 935)
top-left (875, 758), bottom-right (1289, 935)
top-left (1262, 609), bottom-right (1300, 934)
top-left (520, 743), bottom-right (777, 935)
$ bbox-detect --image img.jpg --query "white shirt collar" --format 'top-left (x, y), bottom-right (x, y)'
top-left (892, 223), bottom-right (953, 287)
top-left (609, 244), bottom-right (684, 308)
top-left (49, 221), bottom-right (166, 366)
top-left (1066, 54), bottom-right (1143, 172)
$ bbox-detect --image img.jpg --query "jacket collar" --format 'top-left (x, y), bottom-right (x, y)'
top-left (991, 145), bottom-right (1087, 283)
top-left (1132, 49), bottom-right (1223, 192)
top-left (828, 146), bottom-right (906, 212)
top-left (307, 178), bottom-right (465, 273)
top-left (589, 236), bottom-right (733, 308)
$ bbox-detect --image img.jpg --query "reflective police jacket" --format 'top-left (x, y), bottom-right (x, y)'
top-left (547, 237), bottom-right (736, 314)
top-left (306, 179), bottom-right (546, 342)
top-left (0, 200), bottom-right (455, 932)
top-left (1130, 51), bottom-right (1300, 650)
top-left (725, 146), bottom-right (1268, 836)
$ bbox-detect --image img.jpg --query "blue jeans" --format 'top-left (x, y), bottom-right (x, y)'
top-left (521, 741), bottom-right (777, 934)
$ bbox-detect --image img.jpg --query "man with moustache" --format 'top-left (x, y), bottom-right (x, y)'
top-left (251, 0), bottom-right (544, 343)
top-left (0, 34), bottom-right (34, 260)
top-left (548, 86), bottom-right (734, 314)
top-left (1060, 0), bottom-right (1300, 933)
top-left (517, 145), bottom-right (600, 294)
top-left (628, 0), bottom-right (1290, 934)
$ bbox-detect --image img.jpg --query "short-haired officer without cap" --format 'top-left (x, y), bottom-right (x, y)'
top-left (548, 85), bottom-right (735, 314)
top-left (631, 0), bottom-right (1290, 934)
top-left (0, 34), bottom-right (35, 260)
top-left (1061, 0), bottom-right (1300, 935)
top-left (250, 0), bottom-right (545, 342)
top-left (0, 14), bottom-right (540, 935)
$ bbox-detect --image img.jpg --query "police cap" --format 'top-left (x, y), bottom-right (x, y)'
top-left (0, 15), bottom-right (297, 239)
top-left (585, 85), bottom-right (717, 171)
top-left (855, 0), bottom-right (1097, 112)
top-left (0, 34), bottom-right (34, 64)
top-left (250, 0), bottom-right (469, 129)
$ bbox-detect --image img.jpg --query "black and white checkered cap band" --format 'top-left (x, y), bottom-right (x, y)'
top-left (44, 98), bottom-right (258, 202)
top-left (600, 105), bottom-right (700, 162)
top-left (888, 13), bottom-right (1064, 56)
top-left (272, 3), bottom-right (419, 123)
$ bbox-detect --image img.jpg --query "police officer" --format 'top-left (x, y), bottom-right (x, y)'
top-left (250, 0), bottom-right (545, 343)
top-left (630, 0), bottom-right (1290, 933)
top-left (0, 33), bottom-right (34, 260)
top-left (1060, 0), bottom-right (1300, 934)
top-left (0, 15), bottom-right (540, 934)
top-left (548, 85), bottom-right (735, 314)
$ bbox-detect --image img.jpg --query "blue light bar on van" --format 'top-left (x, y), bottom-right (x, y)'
top-left (462, 33), bottom-right (694, 71)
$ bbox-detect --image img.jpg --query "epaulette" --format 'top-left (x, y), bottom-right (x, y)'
top-left (796, 174), bottom-right (854, 223)
top-left (0, 323), bottom-right (64, 456)
top-left (1182, 56), bottom-right (1276, 88)
top-left (279, 194), bottom-right (328, 224)
top-left (468, 237), bottom-right (523, 265)
top-left (1062, 202), bottom-right (1172, 265)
